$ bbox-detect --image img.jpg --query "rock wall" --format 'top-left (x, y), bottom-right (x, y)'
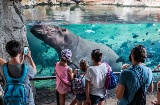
top-left (0, 0), bottom-right (28, 60)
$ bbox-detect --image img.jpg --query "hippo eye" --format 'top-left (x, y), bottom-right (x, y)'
top-left (54, 26), bottom-right (60, 30)
top-left (61, 28), bottom-right (66, 32)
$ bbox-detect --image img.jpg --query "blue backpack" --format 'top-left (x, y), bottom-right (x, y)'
top-left (2, 63), bottom-right (28, 105)
top-left (104, 62), bottom-right (118, 90)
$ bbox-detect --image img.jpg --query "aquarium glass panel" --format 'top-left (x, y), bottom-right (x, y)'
top-left (24, 5), bottom-right (160, 76)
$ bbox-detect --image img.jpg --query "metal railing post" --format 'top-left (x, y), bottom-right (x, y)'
top-left (56, 90), bottom-right (60, 105)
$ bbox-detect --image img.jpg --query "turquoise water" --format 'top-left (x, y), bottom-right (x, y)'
top-left (24, 5), bottom-right (160, 76)
top-left (27, 23), bottom-right (160, 76)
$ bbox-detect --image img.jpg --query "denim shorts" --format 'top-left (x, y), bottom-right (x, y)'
top-left (90, 94), bottom-right (105, 105)
top-left (76, 93), bottom-right (86, 101)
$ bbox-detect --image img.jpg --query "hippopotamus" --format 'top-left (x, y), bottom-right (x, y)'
top-left (30, 25), bottom-right (122, 72)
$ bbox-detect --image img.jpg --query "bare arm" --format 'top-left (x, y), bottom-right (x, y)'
top-left (85, 79), bottom-right (91, 105)
top-left (54, 68), bottom-right (56, 76)
top-left (85, 79), bottom-right (90, 99)
top-left (73, 69), bottom-right (78, 78)
top-left (122, 64), bottom-right (130, 70)
top-left (0, 58), bottom-right (6, 66)
top-left (115, 84), bottom-right (125, 100)
top-left (53, 63), bottom-right (57, 76)
top-left (67, 67), bottom-right (73, 81)
top-left (26, 50), bottom-right (37, 74)
top-left (153, 64), bottom-right (160, 71)
top-left (147, 81), bottom-right (154, 92)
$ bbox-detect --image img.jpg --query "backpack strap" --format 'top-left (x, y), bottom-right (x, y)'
top-left (127, 66), bottom-right (148, 103)
top-left (81, 73), bottom-right (86, 79)
top-left (131, 66), bottom-right (148, 87)
top-left (104, 62), bottom-right (111, 73)
top-left (56, 72), bottom-right (72, 87)
top-left (3, 63), bottom-right (28, 84)
top-left (55, 66), bottom-right (72, 87)
top-left (19, 63), bottom-right (28, 83)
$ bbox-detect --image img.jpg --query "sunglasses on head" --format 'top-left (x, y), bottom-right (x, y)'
top-left (92, 49), bottom-right (100, 53)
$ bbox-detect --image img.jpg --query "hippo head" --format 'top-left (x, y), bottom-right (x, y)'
top-left (30, 25), bottom-right (73, 52)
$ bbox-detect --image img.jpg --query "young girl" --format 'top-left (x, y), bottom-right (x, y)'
top-left (70, 59), bottom-right (89, 105)
top-left (55, 49), bottom-right (73, 105)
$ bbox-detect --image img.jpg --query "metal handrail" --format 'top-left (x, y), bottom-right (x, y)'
top-left (30, 70), bottom-right (160, 105)
top-left (30, 71), bottom-right (160, 80)
top-left (30, 76), bottom-right (56, 80)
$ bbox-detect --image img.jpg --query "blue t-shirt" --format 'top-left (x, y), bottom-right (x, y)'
top-left (118, 65), bottom-right (152, 105)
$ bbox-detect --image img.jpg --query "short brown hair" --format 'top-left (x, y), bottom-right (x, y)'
top-left (129, 45), bottom-right (147, 63)
top-left (91, 49), bottom-right (102, 63)
top-left (5, 40), bottom-right (22, 57)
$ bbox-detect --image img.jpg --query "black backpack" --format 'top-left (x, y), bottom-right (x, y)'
top-left (129, 86), bottom-right (146, 105)
top-left (129, 67), bottom-right (147, 105)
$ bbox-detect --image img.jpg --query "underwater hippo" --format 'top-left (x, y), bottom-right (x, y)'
top-left (30, 25), bottom-right (122, 72)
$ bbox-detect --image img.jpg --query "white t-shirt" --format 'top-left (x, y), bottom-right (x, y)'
top-left (85, 63), bottom-right (109, 97)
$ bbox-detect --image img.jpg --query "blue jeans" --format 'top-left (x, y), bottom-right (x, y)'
top-left (90, 94), bottom-right (105, 105)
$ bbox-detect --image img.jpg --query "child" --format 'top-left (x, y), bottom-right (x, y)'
top-left (55, 49), bottom-right (73, 105)
top-left (71, 59), bottom-right (89, 105)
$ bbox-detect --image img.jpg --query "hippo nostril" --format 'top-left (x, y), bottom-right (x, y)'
top-left (54, 26), bottom-right (60, 30)
top-left (35, 20), bottom-right (42, 24)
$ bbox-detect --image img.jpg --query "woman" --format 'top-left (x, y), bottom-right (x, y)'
top-left (116, 45), bottom-right (154, 105)
top-left (85, 49), bottom-right (109, 105)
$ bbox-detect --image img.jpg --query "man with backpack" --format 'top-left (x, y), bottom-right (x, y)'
top-left (0, 40), bottom-right (37, 105)
top-left (115, 45), bottom-right (154, 105)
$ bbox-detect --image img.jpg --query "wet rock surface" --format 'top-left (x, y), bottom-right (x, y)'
top-left (0, 0), bottom-right (28, 60)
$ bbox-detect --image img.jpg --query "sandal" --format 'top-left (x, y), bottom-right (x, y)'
top-left (151, 100), bottom-right (160, 105)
